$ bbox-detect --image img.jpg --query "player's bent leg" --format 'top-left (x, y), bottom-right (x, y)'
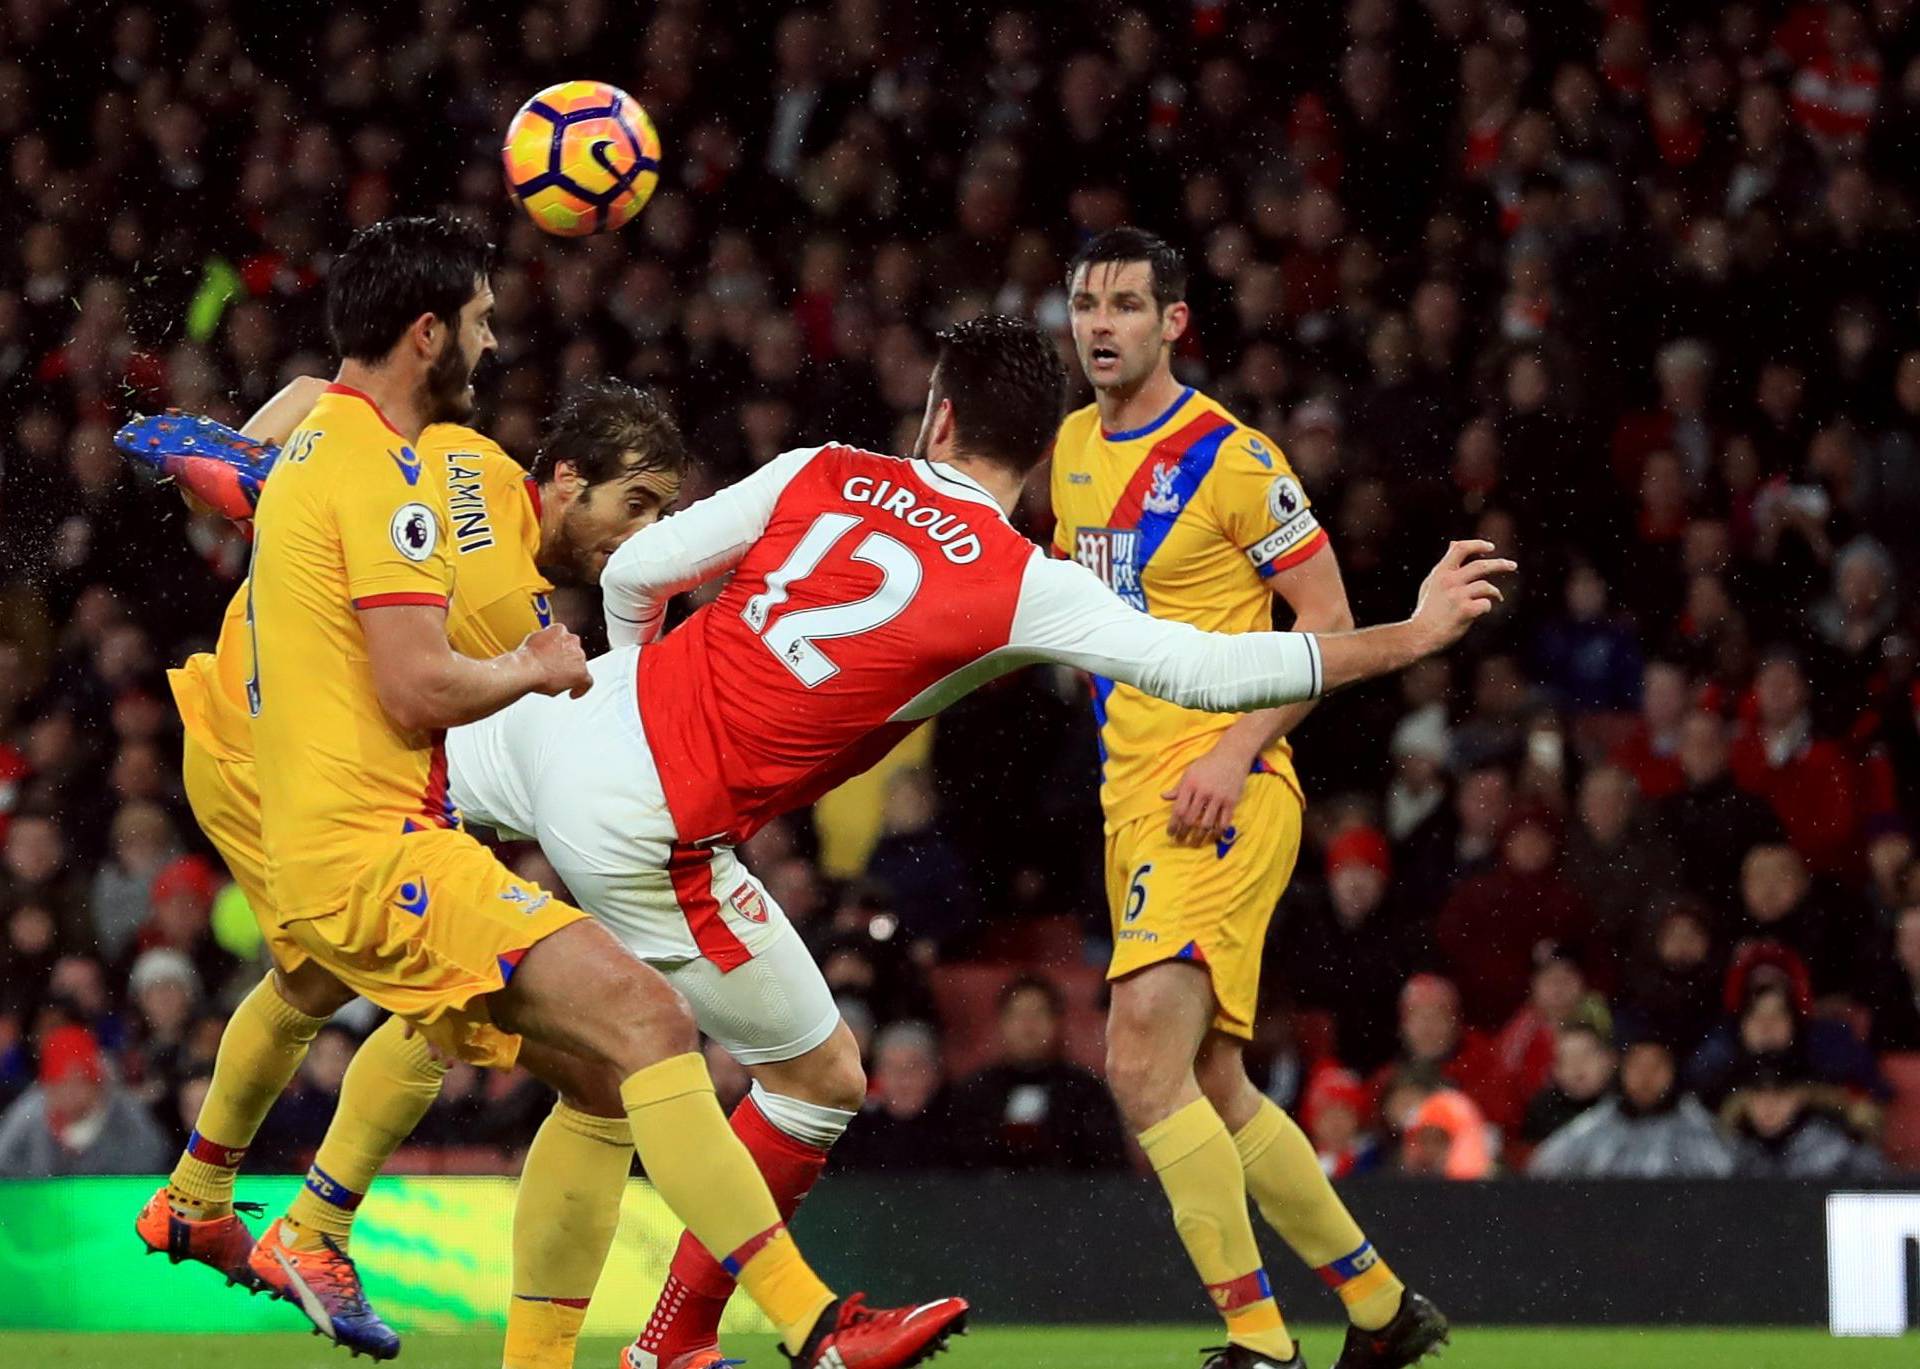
top-left (636, 1018), bottom-right (865, 1369)
top-left (1198, 1033), bottom-right (1412, 1340)
top-left (248, 1015), bottom-right (443, 1361)
top-left (503, 1040), bottom-right (633, 1369)
top-left (139, 970), bottom-right (342, 1292)
top-left (494, 920), bottom-right (846, 1355)
top-left (1109, 963), bottom-right (1296, 1364)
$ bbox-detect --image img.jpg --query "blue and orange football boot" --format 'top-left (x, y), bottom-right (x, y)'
top-left (133, 1186), bottom-right (269, 1293)
top-left (248, 1219), bottom-right (401, 1360)
top-left (113, 410), bottom-right (279, 522)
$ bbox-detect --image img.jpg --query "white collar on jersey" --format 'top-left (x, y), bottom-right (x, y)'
top-left (910, 458), bottom-right (1008, 519)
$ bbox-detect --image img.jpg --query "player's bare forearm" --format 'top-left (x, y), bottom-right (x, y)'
top-left (1313, 540), bottom-right (1514, 694)
top-left (361, 606), bottom-right (590, 731)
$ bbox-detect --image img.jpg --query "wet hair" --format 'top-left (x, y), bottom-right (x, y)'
top-left (530, 379), bottom-right (689, 487)
top-left (1067, 226), bottom-right (1189, 310)
top-left (928, 314), bottom-right (1066, 473)
top-left (326, 216), bottom-right (496, 363)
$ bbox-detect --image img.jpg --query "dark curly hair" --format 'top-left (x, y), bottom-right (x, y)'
top-left (930, 314), bottom-right (1066, 474)
top-left (1067, 226), bottom-right (1188, 311)
top-left (326, 215), bottom-right (496, 362)
top-left (531, 379), bottom-right (689, 487)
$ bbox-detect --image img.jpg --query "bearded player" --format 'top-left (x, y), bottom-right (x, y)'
top-left (128, 373), bottom-right (687, 1364)
top-left (1051, 228), bottom-right (1448, 1369)
top-left (447, 315), bottom-right (1509, 1369)
top-left (139, 214), bottom-right (970, 1369)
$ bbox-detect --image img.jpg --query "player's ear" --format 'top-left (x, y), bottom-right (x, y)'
top-left (1162, 300), bottom-right (1190, 346)
top-left (407, 311), bottom-right (441, 360)
top-left (553, 459), bottom-right (583, 494)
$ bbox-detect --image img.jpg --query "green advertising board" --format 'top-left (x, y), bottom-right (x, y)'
top-left (0, 1175), bottom-right (773, 1335)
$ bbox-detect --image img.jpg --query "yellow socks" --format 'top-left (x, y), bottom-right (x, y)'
top-left (503, 1101), bottom-right (634, 1369)
top-left (619, 1055), bottom-right (834, 1354)
top-left (168, 975), bottom-right (325, 1220)
top-left (282, 1016), bottom-right (446, 1252)
top-left (1140, 1099), bottom-right (1293, 1361)
top-left (1234, 1098), bottom-right (1404, 1331)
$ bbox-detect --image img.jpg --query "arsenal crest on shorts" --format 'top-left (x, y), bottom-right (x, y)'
top-left (729, 882), bottom-right (770, 924)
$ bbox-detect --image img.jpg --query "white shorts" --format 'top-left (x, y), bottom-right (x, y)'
top-left (447, 648), bottom-right (837, 1065)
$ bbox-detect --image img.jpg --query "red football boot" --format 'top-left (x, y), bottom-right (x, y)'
top-left (787, 1294), bottom-right (969, 1369)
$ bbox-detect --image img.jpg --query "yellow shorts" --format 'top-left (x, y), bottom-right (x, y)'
top-left (278, 826), bottom-right (587, 1069)
top-left (1104, 772), bottom-right (1303, 1039)
top-left (180, 733), bottom-right (308, 975)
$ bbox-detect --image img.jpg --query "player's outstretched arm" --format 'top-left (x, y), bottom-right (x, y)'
top-left (360, 605), bottom-right (592, 732)
top-left (1004, 541), bottom-right (1511, 713)
top-left (1312, 539), bottom-right (1513, 693)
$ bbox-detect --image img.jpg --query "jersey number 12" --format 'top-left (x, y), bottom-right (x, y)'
top-left (742, 513), bottom-right (923, 686)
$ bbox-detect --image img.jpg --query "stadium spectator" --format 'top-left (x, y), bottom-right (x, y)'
top-left (1731, 844), bottom-right (1873, 997)
top-left (1495, 943), bottom-right (1611, 1102)
top-left (862, 768), bottom-right (979, 955)
top-left (1730, 653), bottom-right (1861, 875)
top-left (1685, 962), bottom-right (1884, 1111)
top-left (1434, 810), bottom-right (1590, 1030)
top-left (1366, 974), bottom-right (1516, 1134)
top-left (121, 946), bottom-right (202, 1126)
top-left (1724, 1061), bottom-right (1887, 1180)
top-left (1383, 1071), bottom-right (1495, 1181)
top-left (1607, 660), bottom-right (1692, 802)
top-left (947, 975), bottom-right (1123, 1171)
top-left (87, 800), bottom-right (179, 965)
top-left (1276, 824), bottom-right (1418, 1075)
top-left (1615, 901), bottom-right (1725, 1056)
top-left (1561, 763), bottom-right (1679, 965)
top-left (1868, 903), bottom-right (1920, 1051)
top-left (0, 1024), bottom-right (168, 1176)
top-left (123, 854), bottom-right (235, 1001)
top-left (1529, 1039), bottom-right (1735, 1179)
top-left (1299, 1065), bottom-right (1381, 1179)
top-left (1656, 710), bottom-right (1787, 912)
top-left (834, 1021), bottom-right (953, 1171)
top-left (1519, 1023), bottom-right (1619, 1152)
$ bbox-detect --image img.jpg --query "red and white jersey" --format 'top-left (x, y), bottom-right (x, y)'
top-left (602, 444), bottom-right (1325, 848)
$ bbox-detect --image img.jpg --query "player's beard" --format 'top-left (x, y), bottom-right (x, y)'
top-left (422, 333), bottom-right (477, 426)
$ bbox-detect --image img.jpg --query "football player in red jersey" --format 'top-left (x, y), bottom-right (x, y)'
top-left (445, 316), bottom-right (1511, 1369)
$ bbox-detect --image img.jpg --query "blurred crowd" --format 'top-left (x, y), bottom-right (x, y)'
top-left (5, 0), bottom-right (1920, 1181)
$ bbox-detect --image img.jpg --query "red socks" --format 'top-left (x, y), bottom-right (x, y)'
top-left (637, 1093), bottom-right (831, 1359)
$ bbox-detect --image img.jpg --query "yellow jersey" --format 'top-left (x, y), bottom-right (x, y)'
top-left (170, 422), bottom-right (552, 768)
top-left (1049, 386), bottom-right (1328, 828)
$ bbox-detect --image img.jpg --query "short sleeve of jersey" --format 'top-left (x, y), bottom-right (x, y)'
top-left (337, 462), bottom-right (454, 609)
top-left (1203, 428), bottom-right (1328, 579)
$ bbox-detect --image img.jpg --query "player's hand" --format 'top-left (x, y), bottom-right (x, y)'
top-left (518, 624), bottom-right (593, 699)
top-left (1162, 744), bottom-right (1250, 846)
top-left (1411, 540), bottom-right (1515, 652)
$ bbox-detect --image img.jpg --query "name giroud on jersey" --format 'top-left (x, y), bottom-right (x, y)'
top-left (840, 474), bottom-right (982, 563)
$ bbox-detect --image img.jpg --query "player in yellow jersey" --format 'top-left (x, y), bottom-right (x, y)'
top-left (142, 216), bottom-right (964, 1369)
top-left (1051, 229), bottom-right (1448, 1369)
top-left (139, 377), bottom-right (689, 1360)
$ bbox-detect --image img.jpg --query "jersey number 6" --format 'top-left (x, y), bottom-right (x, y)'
top-left (742, 512), bottom-right (924, 687)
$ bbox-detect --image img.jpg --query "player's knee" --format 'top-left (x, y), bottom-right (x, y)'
top-left (805, 1033), bottom-right (868, 1114)
top-left (605, 970), bottom-right (700, 1066)
top-left (560, 1058), bottom-right (627, 1119)
top-left (1104, 1040), bottom-right (1178, 1124)
top-left (271, 963), bottom-right (354, 1018)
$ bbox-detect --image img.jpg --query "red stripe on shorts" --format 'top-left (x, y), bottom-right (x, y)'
top-left (666, 842), bottom-right (752, 972)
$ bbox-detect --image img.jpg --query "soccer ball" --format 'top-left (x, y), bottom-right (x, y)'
top-left (502, 81), bottom-right (661, 237)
